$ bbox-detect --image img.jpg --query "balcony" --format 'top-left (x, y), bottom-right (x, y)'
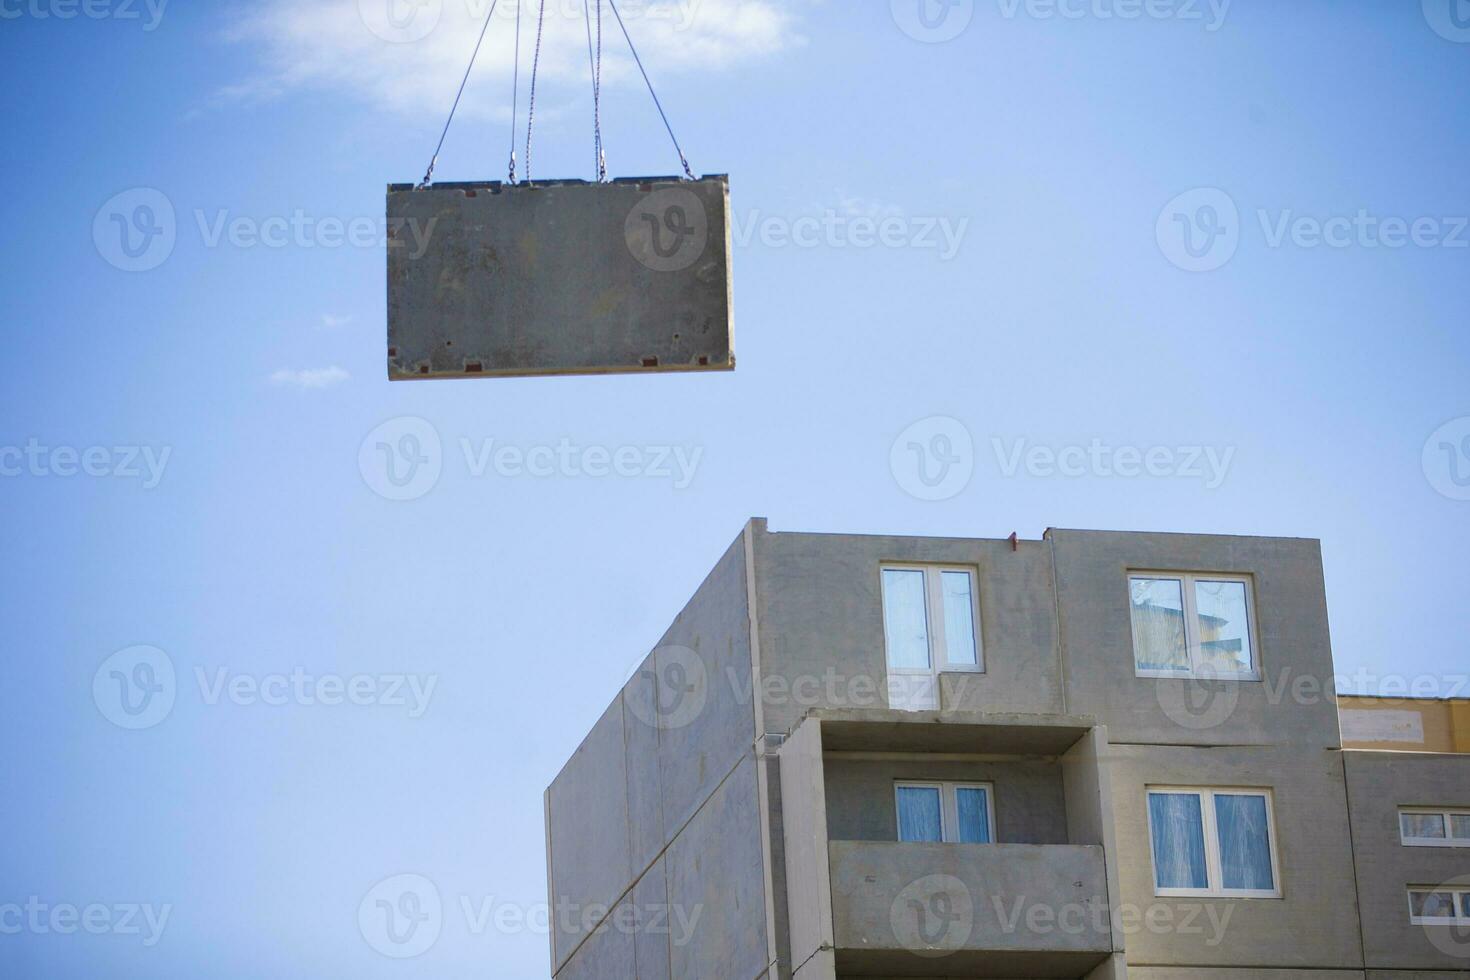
top-left (829, 840), bottom-right (1110, 976)
top-left (779, 710), bottom-right (1123, 979)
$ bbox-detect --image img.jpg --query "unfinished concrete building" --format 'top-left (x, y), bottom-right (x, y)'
top-left (544, 520), bottom-right (1470, 979)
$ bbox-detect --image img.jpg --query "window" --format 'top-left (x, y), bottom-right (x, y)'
top-left (895, 782), bottom-right (994, 844)
top-left (1147, 788), bottom-right (1280, 898)
top-left (1408, 887), bottom-right (1470, 925)
top-left (1399, 808), bottom-right (1470, 847)
top-left (881, 566), bottom-right (983, 672)
top-left (1129, 573), bottom-right (1257, 678)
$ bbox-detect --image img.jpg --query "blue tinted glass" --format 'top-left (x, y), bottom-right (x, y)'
top-left (1149, 793), bottom-right (1208, 890)
top-left (896, 786), bottom-right (943, 842)
top-left (956, 787), bottom-right (991, 843)
top-left (1214, 793), bottom-right (1274, 891)
top-left (941, 572), bottom-right (978, 666)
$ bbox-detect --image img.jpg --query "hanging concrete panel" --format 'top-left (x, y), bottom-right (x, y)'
top-left (386, 175), bottom-right (733, 380)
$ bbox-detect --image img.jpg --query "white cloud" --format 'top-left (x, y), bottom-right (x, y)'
top-left (269, 366), bottom-right (351, 389)
top-left (320, 313), bottom-right (354, 328)
top-left (217, 0), bottom-right (804, 118)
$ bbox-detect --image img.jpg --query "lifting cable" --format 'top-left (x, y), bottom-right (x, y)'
top-left (418, 0), bottom-right (500, 189)
top-left (607, 0), bottom-right (694, 180)
top-left (417, 0), bottom-right (694, 188)
top-left (508, 0), bottom-right (522, 183)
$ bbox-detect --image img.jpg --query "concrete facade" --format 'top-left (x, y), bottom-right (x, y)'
top-left (387, 176), bottom-right (733, 379)
top-left (545, 519), bottom-right (1470, 978)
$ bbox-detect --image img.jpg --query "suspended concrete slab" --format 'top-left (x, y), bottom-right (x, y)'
top-left (386, 175), bottom-right (733, 380)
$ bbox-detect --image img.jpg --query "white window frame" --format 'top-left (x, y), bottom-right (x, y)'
top-left (894, 781), bottom-right (996, 844)
top-left (880, 564), bottom-right (985, 674)
top-left (1399, 808), bottom-right (1470, 847)
top-left (1128, 572), bottom-right (1261, 681)
top-left (1408, 887), bottom-right (1470, 925)
top-left (1145, 786), bottom-right (1282, 899)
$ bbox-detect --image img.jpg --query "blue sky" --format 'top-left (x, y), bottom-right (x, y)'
top-left (2, 0), bottom-right (1468, 976)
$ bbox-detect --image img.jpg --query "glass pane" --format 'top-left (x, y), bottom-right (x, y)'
top-left (941, 571), bottom-right (979, 666)
top-left (1148, 792), bottom-right (1209, 890)
top-left (1130, 578), bottom-right (1189, 672)
top-left (1461, 892), bottom-right (1470, 918)
top-left (956, 787), bottom-right (991, 843)
top-left (1410, 891), bottom-right (1455, 918)
top-left (1215, 794), bottom-right (1275, 891)
top-left (883, 570), bottom-right (931, 670)
top-left (1452, 814), bottom-right (1470, 840)
top-left (896, 786), bottom-right (943, 842)
top-left (1194, 580), bottom-right (1254, 674)
top-left (1402, 812), bottom-right (1447, 840)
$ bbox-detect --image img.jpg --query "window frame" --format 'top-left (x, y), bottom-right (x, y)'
top-left (1407, 887), bottom-right (1470, 925)
top-left (1399, 808), bottom-right (1470, 847)
top-left (894, 780), bottom-right (996, 844)
top-left (1145, 786), bottom-right (1282, 899)
top-left (880, 564), bottom-right (985, 675)
top-left (1127, 571), bottom-right (1261, 681)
